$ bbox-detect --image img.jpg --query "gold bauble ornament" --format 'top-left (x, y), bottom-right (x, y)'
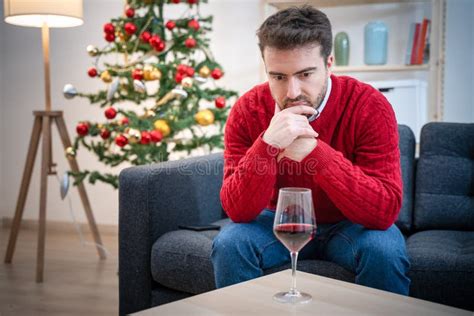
top-left (143, 65), bottom-right (162, 81)
top-left (195, 109), bottom-right (215, 126)
top-left (100, 70), bottom-right (113, 83)
top-left (153, 119), bottom-right (171, 137)
top-left (65, 147), bottom-right (76, 159)
top-left (86, 45), bottom-right (99, 57)
top-left (126, 128), bottom-right (141, 144)
top-left (181, 77), bottom-right (194, 88)
top-left (116, 31), bottom-right (129, 42)
top-left (199, 66), bottom-right (211, 78)
top-left (151, 69), bottom-right (162, 81)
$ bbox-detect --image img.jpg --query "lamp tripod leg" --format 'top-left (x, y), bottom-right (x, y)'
top-left (4, 115), bottom-right (43, 264)
top-left (36, 116), bottom-right (52, 283)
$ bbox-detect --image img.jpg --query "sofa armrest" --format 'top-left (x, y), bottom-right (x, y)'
top-left (119, 152), bottom-right (224, 315)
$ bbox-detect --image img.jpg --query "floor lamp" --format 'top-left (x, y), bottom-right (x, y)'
top-left (3, 0), bottom-right (106, 283)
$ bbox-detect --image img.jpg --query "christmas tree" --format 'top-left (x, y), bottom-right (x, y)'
top-left (63, 0), bottom-right (238, 189)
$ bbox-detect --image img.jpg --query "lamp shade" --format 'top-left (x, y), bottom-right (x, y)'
top-left (4, 0), bottom-right (83, 28)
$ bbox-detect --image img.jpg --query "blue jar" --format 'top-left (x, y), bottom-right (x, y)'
top-left (364, 21), bottom-right (388, 65)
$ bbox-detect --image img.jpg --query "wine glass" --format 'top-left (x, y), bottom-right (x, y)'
top-left (273, 187), bottom-right (317, 304)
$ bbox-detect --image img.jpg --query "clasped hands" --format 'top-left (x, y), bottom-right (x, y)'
top-left (262, 104), bottom-right (319, 163)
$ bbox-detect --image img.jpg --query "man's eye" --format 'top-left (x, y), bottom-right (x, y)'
top-left (301, 72), bottom-right (312, 78)
top-left (273, 75), bottom-right (285, 81)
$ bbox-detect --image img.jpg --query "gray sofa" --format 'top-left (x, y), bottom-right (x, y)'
top-left (119, 123), bottom-right (474, 315)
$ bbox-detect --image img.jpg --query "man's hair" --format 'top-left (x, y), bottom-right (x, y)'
top-left (256, 5), bottom-right (332, 62)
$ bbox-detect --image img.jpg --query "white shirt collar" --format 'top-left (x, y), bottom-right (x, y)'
top-left (317, 75), bottom-right (332, 116)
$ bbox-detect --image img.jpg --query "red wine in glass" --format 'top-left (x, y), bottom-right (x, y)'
top-left (274, 223), bottom-right (316, 253)
top-left (273, 188), bottom-right (316, 304)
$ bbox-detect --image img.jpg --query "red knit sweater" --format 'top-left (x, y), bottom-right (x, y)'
top-left (220, 75), bottom-right (402, 230)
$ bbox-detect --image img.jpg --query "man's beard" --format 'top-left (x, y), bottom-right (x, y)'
top-left (282, 77), bottom-right (328, 111)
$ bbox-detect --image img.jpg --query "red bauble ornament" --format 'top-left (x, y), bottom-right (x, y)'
top-left (171, 0), bottom-right (180, 3)
top-left (124, 22), bottom-right (137, 35)
top-left (140, 31), bottom-right (151, 42)
top-left (175, 72), bottom-right (184, 84)
top-left (76, 123), bottom-right (89, 136)
top-left (125, 7), bottom-right (135, 18)
top-left (104, 33), bottom-right (115, 42)
top-left (188, 0), bottom-right (198, 4)
top-left (150, 130), bottom-right (163, 143)
top-left (166, 21), bottom-right (176, 30)
top-left (115, 134), bottom-right (128, 147)
top-left (121, 117), bottom-right (129, 125)
top-left (87, 67), bottom-right (98, 77)
top-left (188, 19), bottom-right (200, 31)
top-left (140, 131), bottom-right (151, 145)
top-left (105, 107), bottom-right (117, 119)
top-left (155, 41), bottom-right (166, 52)
top-left (186, 67), bottom-right (195, 77)
top-left (132, 69), bottom-right (144, 81)
top-left (177, 64), bottom-right (188, 74)
top-left (184, 37), bottom-right (196, 48)
top-left (215, 96), bottom-right (226, 109)
top-left (148, 35), bottom-right (161, 48)
top-left (103, 23), bottom-right (115, 34)
top-left (176, 64), bottom-right (194, 81)
top-left (211, 68), bottom-right (223, 80)
top-left (100, 128), bottom-right (111, 140)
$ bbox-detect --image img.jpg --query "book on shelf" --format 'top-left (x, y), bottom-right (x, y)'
top-left (409, 23), bottom-right (421, 65)
top-left (406, 18), bottom-right (431, 65)
top-left (405, 23), bottom-right (416, 65)
top-left (416, 18), bottom-right (430, 64)
top-left (422, 20), bottom-right (431, 64)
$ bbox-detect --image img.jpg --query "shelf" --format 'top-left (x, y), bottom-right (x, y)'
top-left (331, 64), bottom-right (429, 73)
top-left (268, 0), bottom-right (426, 9)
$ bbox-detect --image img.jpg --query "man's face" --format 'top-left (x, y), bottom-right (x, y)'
top-left (263, 45), bottom-right (333, 111)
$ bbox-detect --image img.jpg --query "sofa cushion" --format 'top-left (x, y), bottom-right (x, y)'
top-left (406, 230), bottom-right (474, 310)
top-left (396, 125), bottom-right (416, 232)
top-left (414, 122), bottom-right (474, 230)
top-left (151, 219), bottom-right (227, 295)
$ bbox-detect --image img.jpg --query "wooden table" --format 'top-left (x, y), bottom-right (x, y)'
top-left (134, 270), bottom-right (471, 315)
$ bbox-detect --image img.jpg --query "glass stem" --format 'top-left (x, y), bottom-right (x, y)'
top-left (289, 251), bottom-right (299, 295)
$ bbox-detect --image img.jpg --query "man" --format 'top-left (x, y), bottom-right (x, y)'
top-left (211, 5), bottom-right (410, 295)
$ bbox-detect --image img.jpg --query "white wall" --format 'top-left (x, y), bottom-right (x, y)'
top-left (1, 0), bottom-right (473, 226)
top-left (0, 0), bottom-right (262, 226)
top-left (444, 0), bottom-right (474, 122)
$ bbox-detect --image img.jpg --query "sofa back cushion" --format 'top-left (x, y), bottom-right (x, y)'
top-left (397, 125), bottom-right (416, 232)
top-left (414, 122), bottom-right (474, 230)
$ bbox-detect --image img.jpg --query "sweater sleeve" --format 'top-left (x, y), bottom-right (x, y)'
top-left (301, 97), bottom-right (402, 230)
top-left (220, 98), bottom-right (279, 223)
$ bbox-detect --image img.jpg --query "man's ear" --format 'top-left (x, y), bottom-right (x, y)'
top-left (326, 55), bottom-right (334, 74)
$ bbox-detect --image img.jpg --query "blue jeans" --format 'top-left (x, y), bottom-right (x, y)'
top-left (211, 209), bottom-right (410, 295)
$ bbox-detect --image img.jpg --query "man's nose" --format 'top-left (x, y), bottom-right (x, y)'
top-left (286, 77), bottom-right (301, 100)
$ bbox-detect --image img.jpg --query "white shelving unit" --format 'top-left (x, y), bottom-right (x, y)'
top-left (263, 0), bottom-right (446, 121)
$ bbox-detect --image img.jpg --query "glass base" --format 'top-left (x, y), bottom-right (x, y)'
top-left (273, 291), bottom-right (312, 304)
